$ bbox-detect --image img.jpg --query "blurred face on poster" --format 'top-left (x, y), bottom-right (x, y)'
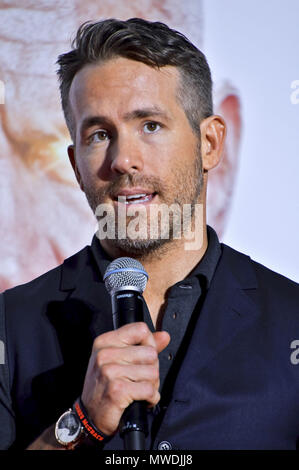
top-left (0, 0), bottom-right (241, 290)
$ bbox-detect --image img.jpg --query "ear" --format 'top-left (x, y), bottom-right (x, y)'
top-left (200, 115), bottom-right (226, 172)
top-left (67, 145), bottom-right (84, 191)
top-left (206, 90), bottom-right (242, 237)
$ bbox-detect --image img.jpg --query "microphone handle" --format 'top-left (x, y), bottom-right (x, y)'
top-left (112, 289), bottom-right (149, 450)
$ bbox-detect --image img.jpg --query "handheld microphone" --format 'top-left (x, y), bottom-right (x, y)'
top-left (103, 257), bottom-right (149, 450)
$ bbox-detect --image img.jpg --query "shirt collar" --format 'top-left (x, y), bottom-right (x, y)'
top-left (187, 225), bottom-right (222, 289)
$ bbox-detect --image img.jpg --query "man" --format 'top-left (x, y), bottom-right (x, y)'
top-left (0, 18), bottom-right (298, 450)
top-left (0, 0), bottom-right (241, 292)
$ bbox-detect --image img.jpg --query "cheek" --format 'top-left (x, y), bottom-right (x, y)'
top-left (76, 145), bottom-right (105, 178)
top-left (75, 157), bottom-right (97, 185)
top-left (156, 136), bottom-right (197, 171)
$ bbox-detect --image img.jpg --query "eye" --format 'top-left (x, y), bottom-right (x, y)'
top-left (143, 121), bottom-right (161, 134)
top-left (88, 130), bottom-right (110, 143)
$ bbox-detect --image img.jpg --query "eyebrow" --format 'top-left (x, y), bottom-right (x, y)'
top-left (123, 107), bottom-right (171, 122)
top-left (80, 106), bottom-right (171, 137)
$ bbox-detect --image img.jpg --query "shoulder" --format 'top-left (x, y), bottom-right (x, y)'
top-left (2, 244), bottom-right (92, 318)
top-left (0, 244), bottom-right (95, 387)
top-left (221, 242), bottom-right (299, 315)
top-left (223, 242), bottom-right (298, 283)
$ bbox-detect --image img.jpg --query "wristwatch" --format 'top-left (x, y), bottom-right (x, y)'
top-left (55, 408), bottom-right (85, 450)
top-left (55, 398), bottom-right (109, 450)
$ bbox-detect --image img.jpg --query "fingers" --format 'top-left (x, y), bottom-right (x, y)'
top-left (106, 379), bottom-right (161, 411)
top-left (100, 362), bottom-right (159, 384)
top-left (93, 322), bottom-right (157, 351)
top-left (82, 378), bottom-right (160, 436)
top-left (95, 345), bottom-right (158, 366)
top-left (81, 322), bottom-right (170, 436)
top-left (153, 330), bottom-right (171, 353)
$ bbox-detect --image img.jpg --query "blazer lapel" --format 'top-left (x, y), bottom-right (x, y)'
top-left (47, 245), bottom-right (114, 376)
top-left (173, 244), bottom-right (261, 398)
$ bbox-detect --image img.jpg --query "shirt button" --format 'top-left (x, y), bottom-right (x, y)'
top-left (172, 312), bottom-right (177, 319)
top-left (168, 353), bottom-right (173, 360)
top-left (158, 441), bottom-right (172, 450)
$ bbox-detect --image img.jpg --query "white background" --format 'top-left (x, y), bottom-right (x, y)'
top-left (203, 0), bottom-right (299, 282)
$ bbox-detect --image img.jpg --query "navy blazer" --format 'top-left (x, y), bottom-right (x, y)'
top-left (0, 241), bottom-right (298, 450)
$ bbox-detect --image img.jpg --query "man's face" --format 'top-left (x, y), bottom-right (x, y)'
top-left (68, 57), bottom-right (203, 256)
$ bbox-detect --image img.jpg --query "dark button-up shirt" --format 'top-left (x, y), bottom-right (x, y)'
top-left (91, 225), bottom-right (222, 393)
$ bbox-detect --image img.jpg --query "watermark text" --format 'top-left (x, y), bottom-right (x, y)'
top-left (290, 80), bottom-right (299, 104)
top-left (95, 200), bottom-right (204, 251)
top-left (290, 339), bottom-right (299, 365)
top-left (0, 340), bottom-right (4, 364)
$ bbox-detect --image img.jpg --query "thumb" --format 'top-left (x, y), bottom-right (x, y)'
top-left (153, 330), bottom-right (171, 353)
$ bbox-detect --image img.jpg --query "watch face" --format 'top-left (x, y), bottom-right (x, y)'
top-left (55, 410), bottom-right (82, 445)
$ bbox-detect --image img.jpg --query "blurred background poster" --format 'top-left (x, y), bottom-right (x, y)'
top-left (0, 0), bottom-right (298, 292)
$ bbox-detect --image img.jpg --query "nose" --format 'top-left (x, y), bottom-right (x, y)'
top-left (109, 131), bottom-right (144, 175)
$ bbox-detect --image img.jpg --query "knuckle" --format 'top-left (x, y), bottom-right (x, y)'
top-left (107, 379), bottom-right (123, 399)
top-left (137, 322), bottom-right (150, 338)
top-left (146, 364), bottom-right (159, 380)
top-left (145, 346), bottom-right (158, 361)
top-left (95, 350), bottom-right (105, 368)
top-left (96, 348), bottom-right (112, 367)
top-left (92, 338), bottom-right (101, 352)
top-left (151, 366), bottom-right (160, 381)
top-left (101, 363), bottom-right (116, 380)
top-left (144, 382), bottom-right (155, 400)
top-left (92, 331), bottom-right (110, 351)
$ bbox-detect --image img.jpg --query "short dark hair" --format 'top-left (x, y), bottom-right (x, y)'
top-left (56, 17), bottom-right (213, 142)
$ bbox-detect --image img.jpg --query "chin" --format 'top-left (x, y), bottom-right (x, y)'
top-left (106, 236), bottom-right (172, 259)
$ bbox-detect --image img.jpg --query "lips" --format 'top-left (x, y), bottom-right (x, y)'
top-left (112, 189), bottom-right (157, 205)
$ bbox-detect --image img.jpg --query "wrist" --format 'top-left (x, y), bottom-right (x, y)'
top-left (27, 424), bottom-right (68, 450)
top-left (54, 397), bottom-right (111, 450)
top-left (73, 397), bottom-right (110, 445)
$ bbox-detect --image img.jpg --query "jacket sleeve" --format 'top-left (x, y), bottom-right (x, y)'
top-left (0, 293), bottom-right (16, 449)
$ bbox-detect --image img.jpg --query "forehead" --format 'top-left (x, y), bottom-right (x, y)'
top-left (69, 57), bottom-right (183, 120)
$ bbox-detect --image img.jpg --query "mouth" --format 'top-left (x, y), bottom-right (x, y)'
top-left (112, 189), bottom-right (157, 205)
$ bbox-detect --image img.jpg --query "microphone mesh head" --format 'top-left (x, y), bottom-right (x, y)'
top-left (103, 257), bottom-right (148, 294)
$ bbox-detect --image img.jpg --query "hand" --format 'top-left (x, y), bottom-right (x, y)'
top-left (81, 322), bottom-right (170, 436)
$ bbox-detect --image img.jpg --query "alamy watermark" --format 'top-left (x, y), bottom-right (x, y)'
top-left (95, 199), bottom-right (204, 251)
top-left (290, 339), bottom-right (299, 365)
top-left (0, 340), bottom-right (4, 365)
top-left (0, 79), bottom-right (4, 104)
top-left (290, 80), bottom-right (299, 104)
